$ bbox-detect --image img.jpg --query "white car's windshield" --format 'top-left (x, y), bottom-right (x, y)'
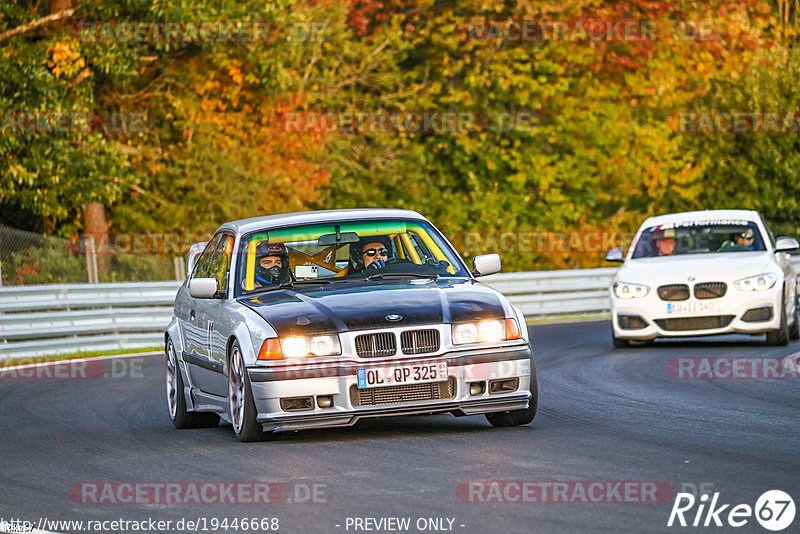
top-left (236, 218), bottom-right (468, 293)
top-left (631, 220), bottom-right (767, 259)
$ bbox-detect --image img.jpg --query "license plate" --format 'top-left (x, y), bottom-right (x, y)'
top-left (666, 301), bottom-right (719, 315)
top-left (357, 362), bottom-right (448, 389)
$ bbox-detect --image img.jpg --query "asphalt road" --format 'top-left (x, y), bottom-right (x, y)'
top-left (1, 320), bottom-right (798, 534)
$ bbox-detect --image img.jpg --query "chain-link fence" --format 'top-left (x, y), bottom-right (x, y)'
top-left (0, 225), bottom-right (188, 286)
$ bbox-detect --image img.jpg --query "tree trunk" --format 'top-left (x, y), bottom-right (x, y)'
top-left (83, 202), bottom-right (110, 280)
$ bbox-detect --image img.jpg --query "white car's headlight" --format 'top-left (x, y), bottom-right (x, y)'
top-left (613, 282), bottom-right (650, 299)
top-left (452, 319), bottom-right (521, 345)
top-left (269, 334), bottom-right (342, 359)
top-left (734, 273), bottom-right (777, 291)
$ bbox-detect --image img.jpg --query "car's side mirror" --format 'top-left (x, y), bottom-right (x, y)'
top-left (775, 237), bottom-right (800, 252)
top-left (605, 247), bottom-right (625, 263)
top-left (189, 278), bottom-right (219, 299)
top-left (472, 254), bottom-right (501, 277)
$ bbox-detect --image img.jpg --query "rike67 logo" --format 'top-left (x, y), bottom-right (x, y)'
top-left (668, 490), bottom-right (795, 531)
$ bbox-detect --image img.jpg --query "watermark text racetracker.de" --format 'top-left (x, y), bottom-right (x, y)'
top-left (456, 480), bottom-right (673, 503)
top-left (0, 358), bottom-right (144, 380)
top-left (1, 517), bottom-right (280, 533)
top-left (666, 356), bottom-right (800, 379)
top-left (68, 481), bottom-right (327, 505)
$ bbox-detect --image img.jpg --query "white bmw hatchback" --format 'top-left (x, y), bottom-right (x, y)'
top-left (606, 210), bottom-right (799, 347)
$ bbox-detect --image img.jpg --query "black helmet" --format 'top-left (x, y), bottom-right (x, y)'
top-left (255, 242), bottom-right (291, 285)
top-left (349, 235), bottom-right (393, 272)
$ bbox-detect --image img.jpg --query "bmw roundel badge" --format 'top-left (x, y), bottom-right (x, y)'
top-left (386, 314), bottom-right (403, 322)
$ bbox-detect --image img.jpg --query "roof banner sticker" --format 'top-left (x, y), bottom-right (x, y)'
top-left (656, 219), bottom-right (751, 230)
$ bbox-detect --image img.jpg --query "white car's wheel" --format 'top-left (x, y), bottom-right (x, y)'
top-left (166, 339), bottom-right (220, 429)
top-left (789, 295), bottom-right (800, 341)
top-left (228, 342), bottom-right (267, 442)
top-left (766, 294), bottom-right (790, 346)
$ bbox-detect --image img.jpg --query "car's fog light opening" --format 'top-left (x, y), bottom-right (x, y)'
top-left (489, 378), bottom-right (519, 394)
top-left (316, 395), bottom-right (335, 409)
top-left (742, 306), bottom-right (773, 323)
top-left (280, 396), bottom-right (314, 412)
top-left (469, 381), bottom-right (486, 396)
top-left (617, 313), bottom-right (648, 330)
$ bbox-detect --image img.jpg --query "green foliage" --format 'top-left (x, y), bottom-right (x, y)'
top-left (1, 0), bottom-right (798, 274)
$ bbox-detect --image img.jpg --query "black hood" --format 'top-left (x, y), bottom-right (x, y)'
top-left (239, 278), bottom-right (507, 336)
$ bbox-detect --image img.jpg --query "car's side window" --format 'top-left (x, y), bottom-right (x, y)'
top-left (192, 233), bottom-right (222, 279)
top-left (209, 234), bottom-right (234, 291)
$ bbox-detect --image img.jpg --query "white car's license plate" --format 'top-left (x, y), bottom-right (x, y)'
top-left (357, 362), bottom-right (448, 389)
top-left (666, 301), bottom-right (719, 315)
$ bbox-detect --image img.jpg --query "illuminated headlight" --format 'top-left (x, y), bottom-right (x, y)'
top-left (734, 273), bottom-right (777, 291)
top-left (613, 282), bottom-right (649, 299)
top-left (281, 335), bottom-right (341, 358)
top-left (452, 319), bottom-right (520, 345)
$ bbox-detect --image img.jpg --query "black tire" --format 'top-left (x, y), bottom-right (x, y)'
top-left (789, 299), bottom-right (800, 341)
top-left (166, 339), bottom-right (220, 429)
top-left (228, 341), bottom-right (267, 442)
top-left (766, 294), bottom-right (790, 346)
top-left (612, 323), bottom-right (630, 348)
top-left (485, 358), bottom-right (538, 428)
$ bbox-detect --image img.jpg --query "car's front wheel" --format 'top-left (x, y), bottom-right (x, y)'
top-left (766, 294), bottom-right (790, 346)
top-left (228, 341), bottom-right (267, 442)
top-left (789, 295), bottom-right (800, 341)
top-left (611, 323), bottom-right (630, 348)
top-left (485, 364), bottom-right (538, 428)
top-left (166, 338), bottom-right (220, 429)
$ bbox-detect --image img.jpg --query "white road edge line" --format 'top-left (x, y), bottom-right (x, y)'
top-left (0, 351), bottom-right (161, 373)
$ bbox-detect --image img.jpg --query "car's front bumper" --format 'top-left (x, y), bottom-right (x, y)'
top-left (611, 284), bottom-right (783, 340)
top-left (247, 344), bottom-right (533, 432)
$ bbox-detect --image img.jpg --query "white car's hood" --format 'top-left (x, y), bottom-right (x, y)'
top-left (617, 252), bottom-right (775, 284)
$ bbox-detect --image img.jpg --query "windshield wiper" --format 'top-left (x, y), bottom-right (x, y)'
top-left (365, 273), bottom-right (439, 281)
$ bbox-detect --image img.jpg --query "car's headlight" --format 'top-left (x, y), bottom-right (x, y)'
top-left (452, 319), bottom-right (521, 345)
top-left (613, 282), bottom-right (650, 299)
top-left (734, 273), bottom-right (777, 291)
top-left (258, 334), bottom-right (342, 360)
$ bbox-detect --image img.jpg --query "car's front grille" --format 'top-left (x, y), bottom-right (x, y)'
top-left (694, 282), bottom-right (727, 299)
top-left (349, 377), bottom-right (456, 407)
top-left (654, 315), bottom-right (735, 331)
top-left (354, 333), bottom-right (396, 358)
top-left (400, 329), bottom-right (440, 355)
top-left (657, 284), bottom-right (690, 301)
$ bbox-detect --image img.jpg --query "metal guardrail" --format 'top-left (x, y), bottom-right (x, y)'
top-left (2, 258), bottom-right (799, 360)
top-left (0, 281), bottom-right (181, 360)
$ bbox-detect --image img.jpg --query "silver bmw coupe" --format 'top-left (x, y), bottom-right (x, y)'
top-left (165, 209), bottom-right (537, 441)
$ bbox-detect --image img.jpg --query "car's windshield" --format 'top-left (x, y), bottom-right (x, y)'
top-left (631, 220), bottom-right (766, 259)
top-left (236, 218), bottom-right (468, 294)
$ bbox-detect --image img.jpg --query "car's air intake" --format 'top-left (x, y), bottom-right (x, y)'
top-left (400, 329), bottom-right (440, 355)
top-left (657, 284), bottom-right (690, 301)
top-left (354, 332), bottom-right (396, 358)
top-left (694, 282), bottom-right (727, 299)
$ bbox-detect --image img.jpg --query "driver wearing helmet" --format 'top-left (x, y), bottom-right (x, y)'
top-left (349, 236), bottom-right (393, 273)
top-left (254, 242), bottom-right (292, 287)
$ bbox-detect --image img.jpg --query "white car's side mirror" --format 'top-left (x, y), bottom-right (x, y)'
top-left (189, 278), bottom-right (219, 299)
top-left (472, 254), bottom-right (501, 277)
top-left (775, 237), bottom-right (799, 252)
top-left (605, 247), bottom-right (625, 263)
